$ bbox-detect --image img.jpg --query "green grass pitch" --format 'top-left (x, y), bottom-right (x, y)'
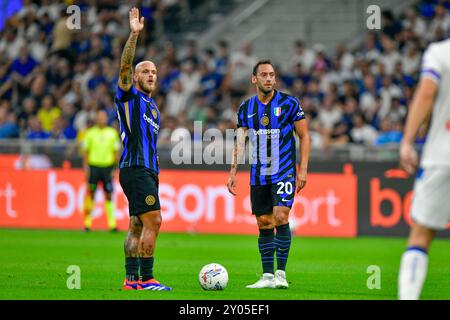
top-left (0, 229), bottom-right (449, 300)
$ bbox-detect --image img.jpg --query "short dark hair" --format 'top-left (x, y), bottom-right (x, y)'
top-left (252, 59), bottom-right (275, 76)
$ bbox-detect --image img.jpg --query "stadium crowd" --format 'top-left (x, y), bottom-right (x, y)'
top-left (0, 0), bottom-right (449, 150)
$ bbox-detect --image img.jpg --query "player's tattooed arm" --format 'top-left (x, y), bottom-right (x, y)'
top-left (118, 34), bottom-right (137, 90)
top-left (228, 127), bottom-right (247, 196)
top-left (118, 7), bottom-right (144, 91)
top-left (294, 119), bottom-right (310, 192)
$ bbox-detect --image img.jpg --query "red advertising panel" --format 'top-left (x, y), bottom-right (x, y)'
top-left (0, 168), bottom-right (357, 237)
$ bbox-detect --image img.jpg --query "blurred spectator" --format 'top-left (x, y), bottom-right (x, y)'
top-left (0, 106), bottom-right (19, 138)
top-left (187, 93), bottom-right (209, 122)
top-left (215, 40), bottom-right (230, 76)
top-left (329, 98), bottom-right (358, 145)
top-left (17, 0), bottom-right (38, 19)
top-left (286, 40), bottom-right (316, 73)
top-left (26, 116), bottom-right (51, 140)
top-left (317, 95), bottom-right (342, 131)
top-left (10, 45), bottom-right (38, 95)
top-left (335, 43), bottom-right (355, 72)
top-left (178, 60), bottom-right (201, 99)
top-left (374, 118), bottom-right (403, 146)
top-left (427, 4), bottom-right (450, 41)
top-left (402, 7), bottom-right (427, 38)
top-left (18, 97), bottom-right (37, 130)
top-left (382, 10), bottom-right (403, 39)
top-left (386, 97), bottom-right (407, 124)
top-left (0, 29), bottom-right (25, 60)
top-left (30, 30), bottom-right (49, 63)
top-left (51, 116), bottom-right (77, 140)
top-left (361, 32), bottom-right (381, 62)
top-left (166, 79), bottom-right (189, 117)
top-left (359, 74), bottom-right (378, 116)
top-left (11, 44), bottom-right (37, 78)
top-left (402, 41), bottom-right (422, 76)
top-left (350, 113), bottom-right (378, 145)
top-left (47, 58), bottom-right (73, 99)
top-left (199, 62), bottom-right (222, 102)
top-left (306, 79), bottom-right (324, 106)
top-left (379, 35), bottom-right (401, 75)
top-left (312, 44), bottom-right (331, 72)
top-left (51, 9), bottom-right (73, 54)
top-left (37, 95), bottom-right (61, 132)
top-left (29, 74), bottom-right (47, 106)
top-left (87, 62), bottom-right (106, 91)
top-left (379, 76), bottom-right (402, 120)
top-left (181, 39), bottom-right (199, 67)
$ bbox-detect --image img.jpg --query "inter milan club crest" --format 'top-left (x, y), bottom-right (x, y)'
top-left (260, 115), bottom-right (270, 126)
top-left (274, 107), bottom-right (281, 117)
top-left (151, 109), bottom-right (158, 119)
top-left (145, 195), bottom-right (156, 206)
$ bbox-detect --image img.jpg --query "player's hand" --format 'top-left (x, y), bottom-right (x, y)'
top-left (129, 7), bottom-right (144, 34)
top-left (296, 168), bottom-right (307, 193)
top-left (399, 142), bottom-right (418, 175)
top-left (227, 174), bottom-right (237, 196)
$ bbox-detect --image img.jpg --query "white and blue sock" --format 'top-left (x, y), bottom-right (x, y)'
top-left (398, 246), bottom-right (428, 300)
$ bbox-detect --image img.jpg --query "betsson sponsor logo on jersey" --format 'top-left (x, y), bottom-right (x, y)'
top-left (251, 128), bottom-right (280, 138)
top-left (143, 113), bottom-right (160, 132)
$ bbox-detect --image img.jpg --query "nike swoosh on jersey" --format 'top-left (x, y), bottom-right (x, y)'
top-left (248, 113), bottom-right (257, 118)
top-left (142, 97), bottom-right (152, 103)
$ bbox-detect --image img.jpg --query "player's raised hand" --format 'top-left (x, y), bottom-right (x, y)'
top-left (227, 174), bottom-right (237, 196)
top-left (400, 142), bottom-right (418, 175)
top-left (129, 7), bottom-right (144, 34)
top-left (296, 168), bottom-right (307, 193)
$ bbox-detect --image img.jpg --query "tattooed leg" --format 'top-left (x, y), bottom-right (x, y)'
top-left (124, 216), bottom-right (142, 257)
top-left (124, 216), bottom-right (143, 282)
top-left (136, 211), bottom-right (161, 281)
top-left (137, 211), bottom-right (161, 258)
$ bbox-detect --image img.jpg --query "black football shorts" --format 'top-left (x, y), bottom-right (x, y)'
top-left (119, 166), bottom-right (161, 216)
top-left (89, 165), bottom-right (114, 194)
top-left (250, 180), bottom-right (296, 216)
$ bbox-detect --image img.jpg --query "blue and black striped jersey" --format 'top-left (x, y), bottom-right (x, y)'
top-left (237, 90), bottom-right (305, 186)
top-left (115, 85), bottom-right (160, 173)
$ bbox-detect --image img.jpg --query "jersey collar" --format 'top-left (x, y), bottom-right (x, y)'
top-left (256, 90), bottom-right (278, 107)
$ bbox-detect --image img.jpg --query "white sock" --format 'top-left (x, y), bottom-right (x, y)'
top-left (398, 247), bottom-right (428, 300)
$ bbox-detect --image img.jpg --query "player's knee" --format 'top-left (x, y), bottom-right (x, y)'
top-left (275, 217), bottom-right (288, 227)
top-left (257, 214), bottom-right (274, 229)
top-left (274, 212), bottom-right (289, 226)
top-left (152, 214), bottom-right (162, 230)
top-left (147, 212), bottom-right (162, 230)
